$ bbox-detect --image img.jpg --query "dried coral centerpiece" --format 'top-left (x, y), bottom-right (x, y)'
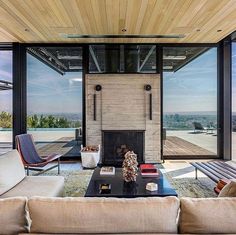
top-left (122, 151), bottom-right (138, 182)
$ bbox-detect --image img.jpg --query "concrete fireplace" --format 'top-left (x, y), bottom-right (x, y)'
top-left (85, 74), bottom-right (161, 163)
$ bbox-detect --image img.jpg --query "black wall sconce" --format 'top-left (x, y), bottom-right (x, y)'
top-left (144, 84), bottom-right (152, 91)
top-left (95, 85), bottom-right (102, 91)
top-left (144, 84), bottom-right (152, 120)
top-left (94, 85), bottom-right (102, 121)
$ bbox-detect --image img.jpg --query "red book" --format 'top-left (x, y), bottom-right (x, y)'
top-left (140, 164), bottom-right (157, 173)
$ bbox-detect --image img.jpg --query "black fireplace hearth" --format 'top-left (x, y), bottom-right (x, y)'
top-left (102, 130), bottom-right (144, 166)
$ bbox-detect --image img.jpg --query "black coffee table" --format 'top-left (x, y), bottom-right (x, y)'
top-left (85, 168), bottom-right (177, 197)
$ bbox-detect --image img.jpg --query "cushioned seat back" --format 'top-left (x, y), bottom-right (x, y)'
top-left (180, 197), bottom-right (236, 234)
top-left (0, 150), bottom-right (26, 195)
top-left (0, 197), bottom-right (29, 234)
top-left (16, 134), bottom-right (42, 164)
top-left (28, 196), bottom-right (180, 234)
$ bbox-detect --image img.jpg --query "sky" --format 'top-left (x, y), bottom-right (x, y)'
top-left (0, 46), bottom-right (230, 115)
top-left (0, 51), bottom-right (12, 113)
top-left (163, 47), bottom-right (218, 114)
top-left (27, 54), bottom-right (82, 115)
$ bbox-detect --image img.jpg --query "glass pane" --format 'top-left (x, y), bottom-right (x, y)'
top-left (0, 50), bottom-right (13, 154)
top-left (163, 47), bottom-right (218, 157)
top-left (27, 47), bottom-right (83, 157)
top-left (89, 45), bottom-right (156, 73)
top-left (232, 42), bottom-right (236, 161)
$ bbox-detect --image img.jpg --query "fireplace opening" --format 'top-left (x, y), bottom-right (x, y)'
top-left (102, 130), bottom-right (144, 166)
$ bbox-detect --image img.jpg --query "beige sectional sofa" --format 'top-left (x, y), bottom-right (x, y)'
top-left (0, 196), bottom-right (236, 235)
top-left (0, 150), bottom-right (64, 198)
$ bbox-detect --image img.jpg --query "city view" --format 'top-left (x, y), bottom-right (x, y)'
top-left (163, 112), bottom-right (217, 130)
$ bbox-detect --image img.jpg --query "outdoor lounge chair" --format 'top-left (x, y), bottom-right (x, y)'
top-left (193, 122), bottom-right (206, 133)
top-left (16, 134), bottom-right (61, 176)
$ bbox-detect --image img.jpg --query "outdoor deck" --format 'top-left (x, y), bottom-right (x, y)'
top-left (0, 130), bottom-right (225, 158)
top-left (163, 136), bottom-right (215, 156)
top-left (37, 137), bottom-right (81, 157)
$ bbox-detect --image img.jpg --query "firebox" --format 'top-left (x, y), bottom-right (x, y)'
top-left (102, 130), bottom-right (145, 166)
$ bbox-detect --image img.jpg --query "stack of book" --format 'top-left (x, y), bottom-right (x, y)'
top-left (100, 166), bottom-right (115, 175)
top-left (140, 164), bottom-right (159, 177)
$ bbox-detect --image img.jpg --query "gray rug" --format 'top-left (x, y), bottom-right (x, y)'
top-left (45, 168), bottom-right (217, 198)
top-left (163, 171), bottom-right (216, 198)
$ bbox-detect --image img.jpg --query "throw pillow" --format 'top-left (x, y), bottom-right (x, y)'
top-left (219, 180), bottom-right (236, 197)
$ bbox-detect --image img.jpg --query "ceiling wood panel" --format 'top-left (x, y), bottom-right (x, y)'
top-left (0, 0), bottom-right (235, 43)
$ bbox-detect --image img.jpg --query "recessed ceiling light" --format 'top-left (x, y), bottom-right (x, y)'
top-left (217, 29), bottom-right (222, 32)
top-left (122, 28), bottom-right (127, 32)
top-left (163, 65), bottom-right (173, 70)
top-left (24, 28), bottom-right (29, 32)
top-left (164, 55), bottom-right (187, 60)
top-left (196, 29), bottom-right (201, 32)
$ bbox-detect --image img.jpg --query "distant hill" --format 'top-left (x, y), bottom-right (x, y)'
top-left (164, 111), bottom-right (217, 115)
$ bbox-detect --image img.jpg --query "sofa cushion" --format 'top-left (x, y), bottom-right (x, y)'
top-left (0, 197), bottom-right (29, 234)
top-left (180, 197), bottom-right (236, 234)
top-left (219, 180), bottom-right (236, 197)
top-left (28, 196), bottom-right (179, 234)
top-left (0, 176), bottom-right (64, 198)
top-left (20, 234), bottom-right (180, 235)
top-left (0, 150), bottom-right (26, 195)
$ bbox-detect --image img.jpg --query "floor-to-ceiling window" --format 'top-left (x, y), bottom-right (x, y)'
top-left (0, 50), bottom-right (13, 154)
top-left (163, 47), bottom-right (218, 158)
top-left (232, 42), bottom-right (236, 161)
top-left (27, 47), bottom-right (83, 157)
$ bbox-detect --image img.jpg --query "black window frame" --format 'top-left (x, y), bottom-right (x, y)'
top-left (7, 42), bottom-right (227, 161)
top-left (159, 43), bottom-right (221, 160)
top-left (88, 44), bottom-right (159, 74)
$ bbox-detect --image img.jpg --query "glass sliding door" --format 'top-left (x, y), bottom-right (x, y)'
top-left (232, 42), bottom-right (236, 161)
top-left (163, 47), bottom-right (218, 158)
top-left (0, 50), bottom-right (13, 154)
top-left (27, 47), bottom-right (83, 157)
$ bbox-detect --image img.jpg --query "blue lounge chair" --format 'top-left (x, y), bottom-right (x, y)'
top-left (16, 134), bottom-right (61, 175)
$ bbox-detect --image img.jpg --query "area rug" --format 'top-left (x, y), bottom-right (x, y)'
top-left (45, 168), bottom-right (216, 198)
top-left (44, 170), bottom-right (93, 197)
top-left (162, 171), bottom-right (216, 198)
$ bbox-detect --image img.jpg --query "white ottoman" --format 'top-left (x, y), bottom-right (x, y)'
top-left (81, 145), bottom-right (100, 168)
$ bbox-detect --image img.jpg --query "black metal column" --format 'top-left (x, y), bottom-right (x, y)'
top-left (82, 45), bottom-right (89, 146)
top-left (158, 45), bottom-right (164, 162)
top-left (219, 38), bottom-right (232, 160)
top-left (13, 43), bottom-right (27, 148)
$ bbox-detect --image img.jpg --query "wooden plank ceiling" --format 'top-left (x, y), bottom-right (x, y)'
top-left (0, 0), bottom-right (235, 43)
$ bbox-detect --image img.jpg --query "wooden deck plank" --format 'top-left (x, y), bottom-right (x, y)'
top-left (163, 136), bottom-right (215, 156)
top-left (37, 137), bottom-right (81, 157)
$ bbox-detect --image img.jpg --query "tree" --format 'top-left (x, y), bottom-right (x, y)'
top-left (57, 117), bottom-right (70, 128)
top-left (27, 114), bottom-right (72, 128)
top-left (48, 115), bottom-right (56, 128)
top-left (0, 111), bottom-right (12, 128)
top-left (27, 115), bottom-right (38, 129)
